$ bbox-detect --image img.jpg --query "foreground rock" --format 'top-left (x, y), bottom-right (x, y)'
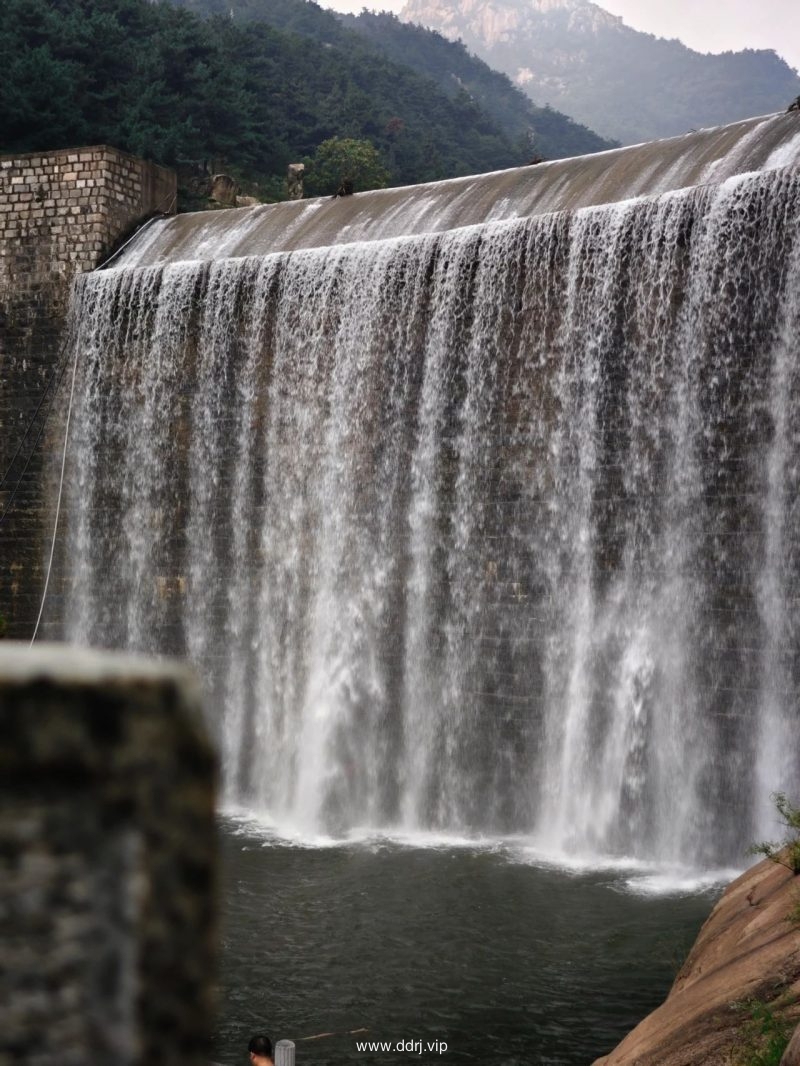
top-left (783, 1024), bottom-right (800, 1064)
top-left (594, 858), bottom-right (800, 1065)
top-left (0, 644), bottom-right (216, 1065)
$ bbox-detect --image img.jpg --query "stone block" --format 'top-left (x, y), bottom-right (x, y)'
top-left (0, 644), bottom-right (216, 1066)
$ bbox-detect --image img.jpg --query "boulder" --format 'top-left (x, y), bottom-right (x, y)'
top-left (593, 858), bottom-right (800, 1065)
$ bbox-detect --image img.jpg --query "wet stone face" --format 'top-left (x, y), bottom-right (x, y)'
top-left (0, 645), bottom-right (216, 1066)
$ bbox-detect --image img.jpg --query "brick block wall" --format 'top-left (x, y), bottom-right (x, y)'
top-left (0, 146), bottom-right (176, 638)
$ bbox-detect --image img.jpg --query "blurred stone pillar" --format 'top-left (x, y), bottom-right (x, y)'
top-left (0, 644), bottom-right (216, 1066)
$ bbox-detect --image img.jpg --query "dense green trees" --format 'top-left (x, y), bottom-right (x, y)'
top-left (2, 0), bottom-right (590, 197)
top-left (174, 0), bottom-right (614, 160)
top-left (1, 0), bottom-right (270, 168)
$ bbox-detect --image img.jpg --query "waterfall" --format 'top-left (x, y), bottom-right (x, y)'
top-left (63, 163), bottom-right (800, 867)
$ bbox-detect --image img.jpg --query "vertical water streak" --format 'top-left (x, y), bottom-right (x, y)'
top-left (219, 257), bottom-right (281, 797)
top-left (755, 172), bottom-right (800, 832)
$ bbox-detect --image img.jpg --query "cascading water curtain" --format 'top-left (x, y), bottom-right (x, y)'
top-left (63, 165), bottom-right (800, 866)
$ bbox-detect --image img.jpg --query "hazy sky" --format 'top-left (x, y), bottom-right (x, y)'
top-left (318, 0), bottom-right (800, 72)
top-left (600, 0), bottom-right (800, 71)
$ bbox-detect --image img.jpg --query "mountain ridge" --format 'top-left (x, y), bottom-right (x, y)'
top-left (400, 0), bottom-right (800, 144)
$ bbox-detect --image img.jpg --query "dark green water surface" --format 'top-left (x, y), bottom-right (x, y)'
top-left (214, 818), bottom-right (724, 1066)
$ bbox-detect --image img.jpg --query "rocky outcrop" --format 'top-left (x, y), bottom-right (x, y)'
top-left (783, 1025), bottom-right (800, 1065)
top-left (210, 173), bottom-right (238, 205)
top-left (287, 162), bottom-right (305, 200)
top-left (593, 859), bottom-right (800, 1065)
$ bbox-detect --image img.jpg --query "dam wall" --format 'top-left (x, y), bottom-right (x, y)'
top-left (0, 146), bottom-right (176, 638)
top-left (54, 112), bottom-right (800, 866)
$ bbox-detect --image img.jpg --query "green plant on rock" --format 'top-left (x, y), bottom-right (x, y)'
top-left (729, 999), bottom-right (794, 1066)
top-left (748, 793), bottom-right (800, 875)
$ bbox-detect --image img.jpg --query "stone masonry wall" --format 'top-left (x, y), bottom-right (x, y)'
top-left (0, 146), bottom-right (176, 639)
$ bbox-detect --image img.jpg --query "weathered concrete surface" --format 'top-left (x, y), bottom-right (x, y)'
top-left (0, 643), bottom-right (216, 1066)
top-left (593, 858), bottom-right (800, 1065)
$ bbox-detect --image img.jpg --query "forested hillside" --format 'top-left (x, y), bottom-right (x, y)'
top-left (173, 0), bottom-right (613, 160)
top-left (344, 12), bottom-right (613, 158)
top-left (1, 0), bottom-right (596, 199)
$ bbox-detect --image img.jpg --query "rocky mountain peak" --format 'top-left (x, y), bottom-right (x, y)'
top-left (401, 0), bottom-right (621, 48)
top-left (398, 0), bottom-right (800, 145)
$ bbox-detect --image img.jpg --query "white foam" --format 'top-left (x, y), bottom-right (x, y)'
top-left (621, 868), bottom-right (741, 898)
top-left (764, 130), bottom-right (800, 171)
top-left (220, 806), bottom-right (741, 896)
top-left (222, 805), bottom-right (511, 852)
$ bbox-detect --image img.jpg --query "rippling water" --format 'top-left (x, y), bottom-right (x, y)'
top-left (214, 817), bottom-right (723, 1066)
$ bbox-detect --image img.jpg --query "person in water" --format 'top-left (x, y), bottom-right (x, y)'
top-left (248, 1034), bottom-right (274, 1066)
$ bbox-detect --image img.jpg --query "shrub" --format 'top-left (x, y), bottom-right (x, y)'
top-left (306, 137), bottom-right (389, 197)
top-left (730, 1000), bottom-right (793, 1066)
top-left (748, 793), bottom-right (800, 875)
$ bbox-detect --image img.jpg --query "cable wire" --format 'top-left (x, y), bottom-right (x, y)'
top-left (30, 334), bottom-right (80, 645)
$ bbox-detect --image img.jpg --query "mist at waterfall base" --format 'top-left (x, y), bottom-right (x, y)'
top-left (61, 147), bottom-right (800, 1062)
